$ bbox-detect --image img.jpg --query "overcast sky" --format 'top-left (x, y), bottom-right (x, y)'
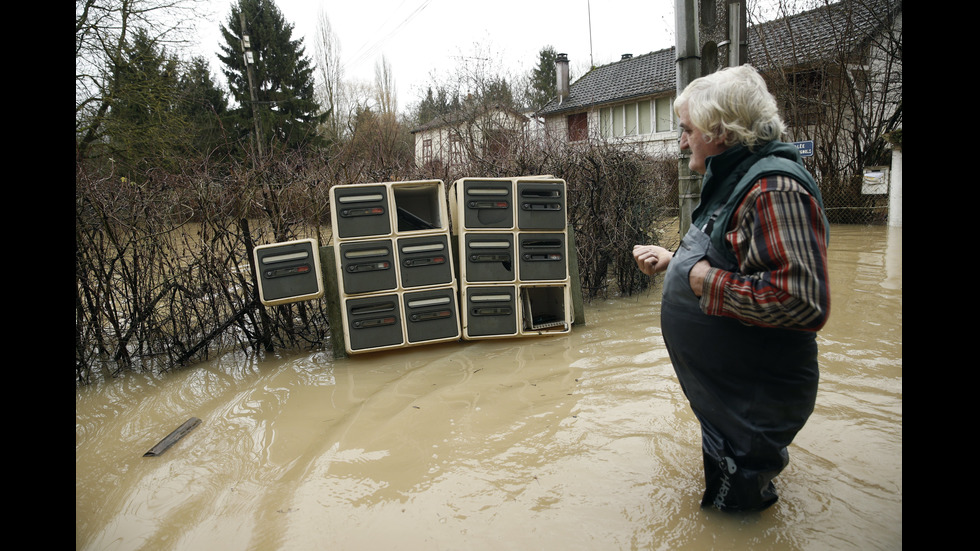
top-left (193, 0), bottom-right (678, 112)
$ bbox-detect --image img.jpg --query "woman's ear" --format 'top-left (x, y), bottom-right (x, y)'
top-left (711, 127), bottom-right (729, 146)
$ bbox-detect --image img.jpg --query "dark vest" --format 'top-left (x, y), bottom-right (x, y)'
top-left (692, 141), bottom-right (827, 266)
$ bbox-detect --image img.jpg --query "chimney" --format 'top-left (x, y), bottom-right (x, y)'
top-left (621, 53), bottom-right (633, 60)
top-left (556, 53), bottom-right (570, 101)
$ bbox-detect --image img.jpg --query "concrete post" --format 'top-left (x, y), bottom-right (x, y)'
top-left (888, 145), bottom-right (902, 227)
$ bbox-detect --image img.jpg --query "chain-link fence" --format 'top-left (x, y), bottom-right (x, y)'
top-left (811, 166), bottom-right (893, 225)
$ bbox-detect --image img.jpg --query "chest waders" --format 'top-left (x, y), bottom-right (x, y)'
top-left (661, 221), bottom-right (819, 512)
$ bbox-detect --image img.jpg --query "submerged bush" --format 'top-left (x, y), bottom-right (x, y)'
top-left (76, 140), bottom-right (678, 384)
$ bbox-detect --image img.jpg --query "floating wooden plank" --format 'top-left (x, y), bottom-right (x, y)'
top-left (143, 417), bottom-right (201, 457)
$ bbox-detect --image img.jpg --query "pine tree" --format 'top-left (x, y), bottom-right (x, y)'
top-left (76, 0), bottom-right (204, 165)
top-left (177, 57), bottom-right (230, 156)
top-left (102, 28), bottom-right (187, 176)
top-left (481, 76), bottom-right (514, 108)
top-left (217, 0), bottom-right (324, 153)
top-left (527, 46), bottom-right (559, 110)
top-left (413, 86), bottom-right (462, 127)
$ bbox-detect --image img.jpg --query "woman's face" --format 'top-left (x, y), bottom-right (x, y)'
top-left (677, 104), bottom-right (729, 175)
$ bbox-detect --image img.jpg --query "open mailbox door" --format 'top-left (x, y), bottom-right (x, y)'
top-left (253, 238), bottom-right (324, 306)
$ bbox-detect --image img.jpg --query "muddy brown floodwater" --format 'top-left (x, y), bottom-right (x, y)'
top-left (75, 224), bottom-right (902, 550)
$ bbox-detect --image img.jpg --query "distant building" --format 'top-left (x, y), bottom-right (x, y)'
top-left (535, 0), bottom-right (902, 164)
top-left (536, 50), bottom-right (679, 157)
top-left (409, 103), bottom-right (534, 171)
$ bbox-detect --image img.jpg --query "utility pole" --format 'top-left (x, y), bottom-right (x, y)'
top-left (239, 10), bottom-right (285, 244)
top-left (240, 12), bottom-right (264, 160)
top-left (674, 0), bottom-right (748, 233)
top-left (726, 1), bottom-right (747, 67)
top-left (675, 0), bottom-right (700, 233)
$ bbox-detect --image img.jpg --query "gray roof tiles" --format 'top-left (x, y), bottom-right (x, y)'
top-left (537, 50), bottom-right (677, 117)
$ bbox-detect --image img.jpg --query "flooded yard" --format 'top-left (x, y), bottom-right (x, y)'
top-left (75, 224), bottom-right (901, 550)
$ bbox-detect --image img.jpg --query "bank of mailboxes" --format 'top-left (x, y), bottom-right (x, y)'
top-left (453, 177), bottom-right (571, 341)
top-left (330, 180), bottom-right (460, 354)
top-left (326, 177), bottom-right (572, 355)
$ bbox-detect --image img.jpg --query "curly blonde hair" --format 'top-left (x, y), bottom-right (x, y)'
top-left (674, 65), bottom-right (786, 149)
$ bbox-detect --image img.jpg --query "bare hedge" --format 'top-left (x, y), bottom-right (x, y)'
top-left (75, 142), bottom-right (677, 384)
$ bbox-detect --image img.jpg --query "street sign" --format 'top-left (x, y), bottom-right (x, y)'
top-left (793, 140), bottom-right (814, 157)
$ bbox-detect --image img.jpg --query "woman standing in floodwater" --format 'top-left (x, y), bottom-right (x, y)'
top-left (633, 64), bottom-right (830, 512)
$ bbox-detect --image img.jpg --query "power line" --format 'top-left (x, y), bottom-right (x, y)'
top-left (342, 0), bottom-right (432, 75)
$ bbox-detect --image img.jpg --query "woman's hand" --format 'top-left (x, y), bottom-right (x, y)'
top-left (633, 245), bottom-right (672, 276)
top-left (688, 259), bottom-right (710, 297)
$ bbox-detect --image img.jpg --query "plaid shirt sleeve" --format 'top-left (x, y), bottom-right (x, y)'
top-left (699, 175), bottom-right (830, 330)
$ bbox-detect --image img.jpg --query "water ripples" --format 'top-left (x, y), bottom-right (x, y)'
top-left (77, 225), bottom-right (902, 550)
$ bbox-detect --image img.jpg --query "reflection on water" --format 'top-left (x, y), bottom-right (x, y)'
top-left (76, 225), bottom-right (901, 550)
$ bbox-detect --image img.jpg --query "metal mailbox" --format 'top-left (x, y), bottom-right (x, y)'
top-left (518, 232), bottom-right (567, 281)
top-left (520, 285), bottom-right (571, 335)
top-left (463, 232), bottom-right (515, 283)
top-left (397, 234), bottom-right (454, 289)
top-left (332, 184), bottom-right (392, 239)
top-left (516, 180), bottom-right (566, 230)
top-left (253, 239), bottom-right (324, 306)
top-left (460, 179), bottom-right (514, 230)
top-left (391, 180), bottom-right (447, 233)
top-left (339, 239), bottom-right (397, 295)
top-left (463, 285), bottom-right (518, 339)
top-left (344, 294), bottom-right (404, 353)
top-left (403, 287), bottom-right (460, 344)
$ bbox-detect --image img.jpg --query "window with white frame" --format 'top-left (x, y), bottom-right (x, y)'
top-left (655, 97), bottom-right (674, 133)
top-left (600, 96), bottom-right (675, 138)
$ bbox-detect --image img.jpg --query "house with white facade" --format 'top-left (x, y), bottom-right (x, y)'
top-left (535, 0), bottom-right (902, 169)
top-left (409, 103), bottom-right (534, 171)
top-left (536, 50), bottom-right (680, 157)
